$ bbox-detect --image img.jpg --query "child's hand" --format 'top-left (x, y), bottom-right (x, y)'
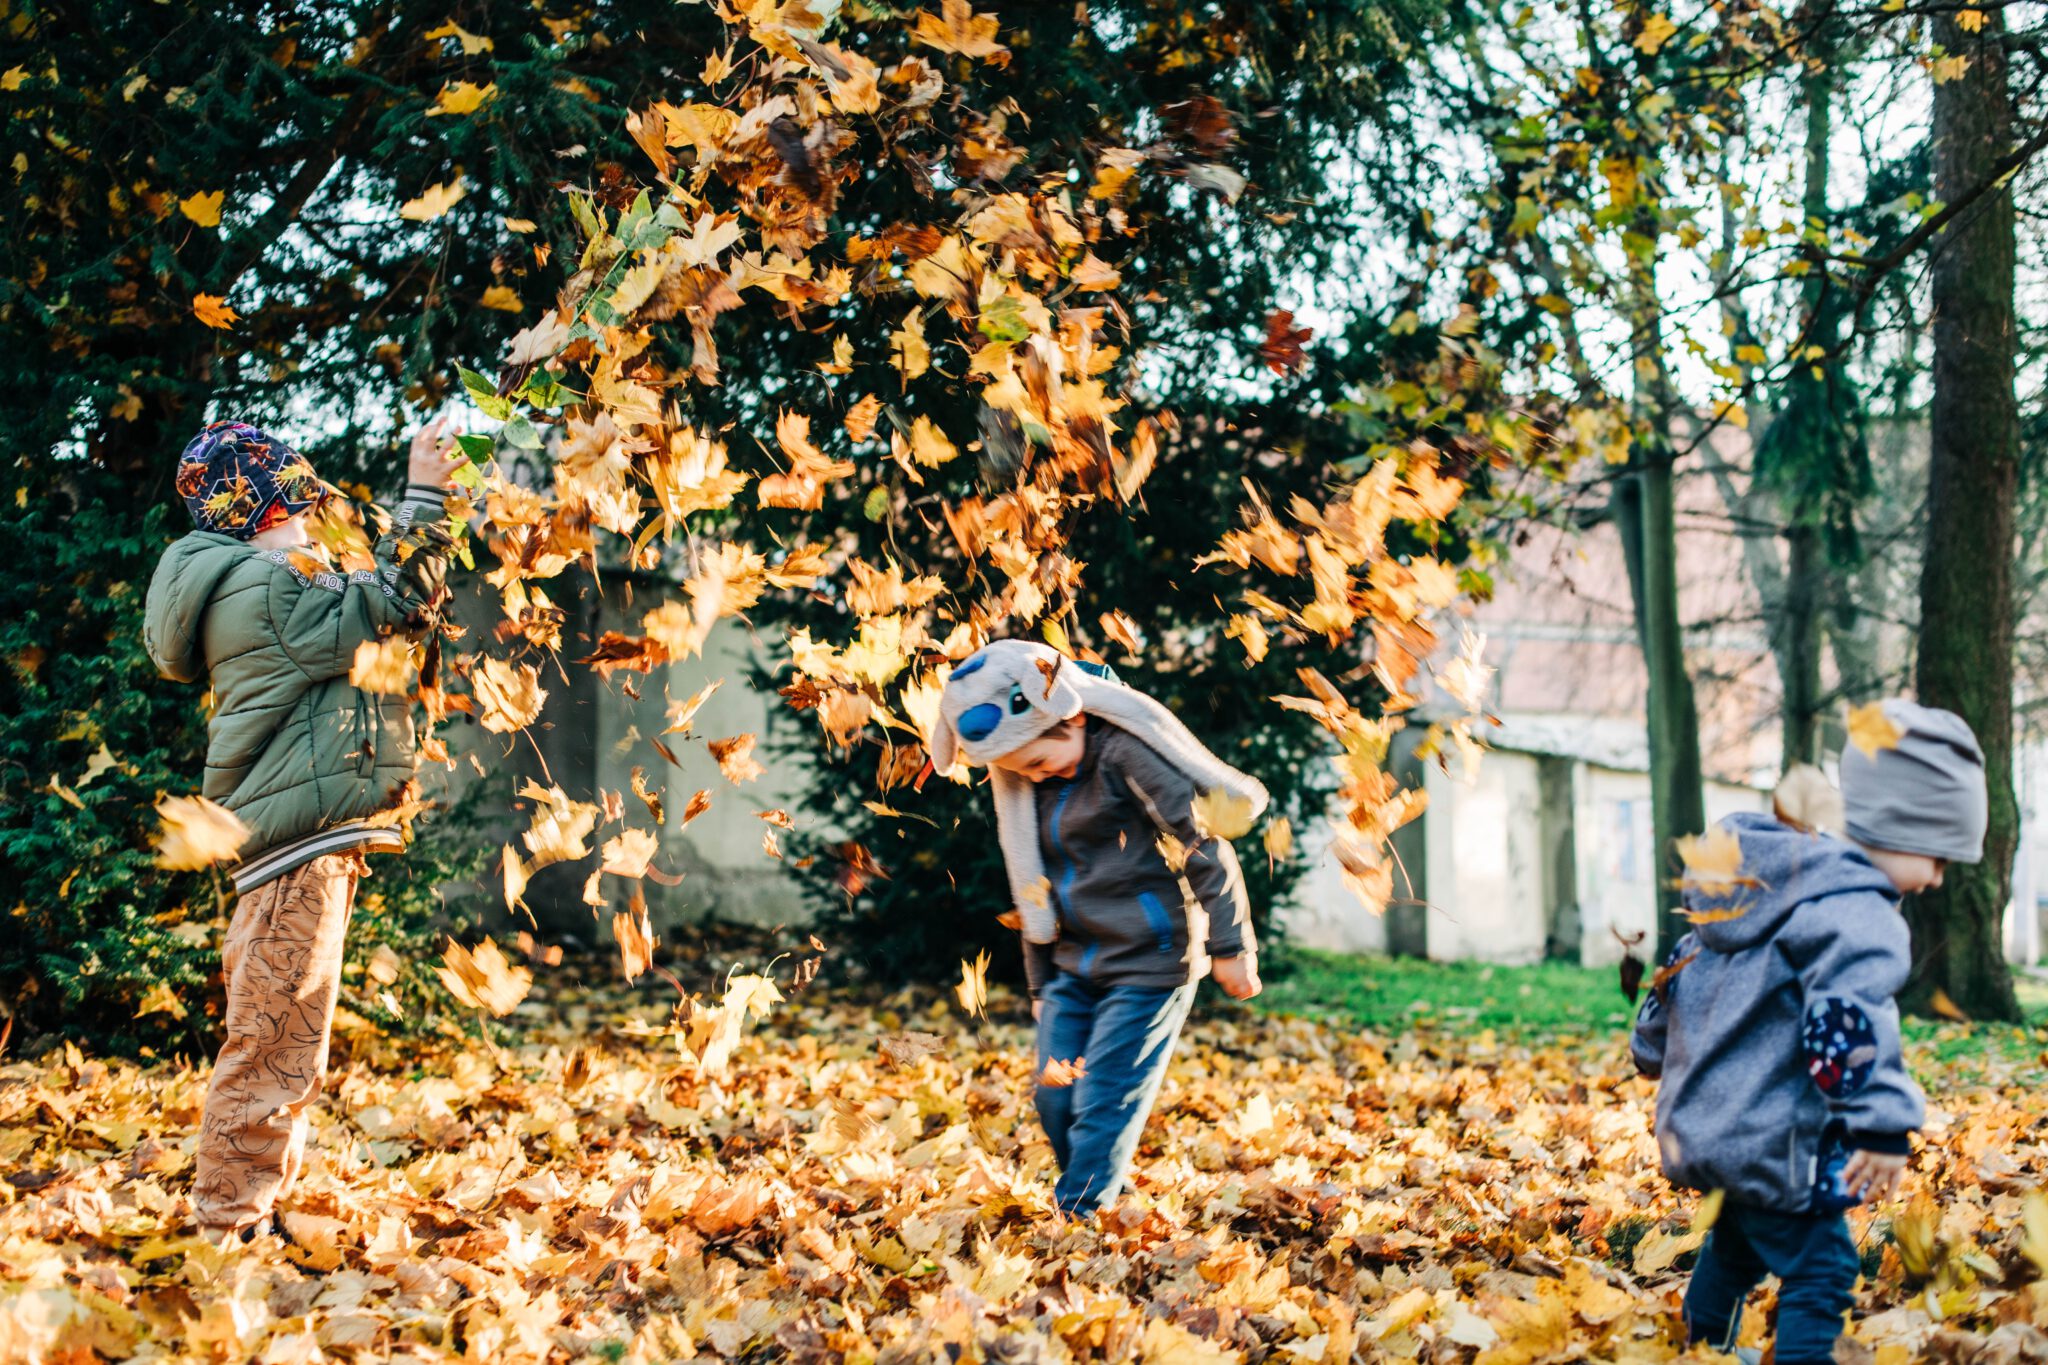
top-left (1032, 999), bottom-right (1043, 1022)
top-left (1841, 1149), bottom-right (1908, 1203)
top-left (1211, 953), bottom-right (1261, 1001)
top-left (408, 416), bottom-right (467, 488)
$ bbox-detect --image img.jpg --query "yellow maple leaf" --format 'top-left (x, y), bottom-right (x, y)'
top-left (1847, 701), bottom-right (1904, 757)
top-left (1632, 12), bottom-right (1678, 52)
top-left (154, 794), bottom-right (250, 869)
top-left (479, 284), bottom-right (522, 312)
top-left (955, 949), bottom-right (990, 1017)
top-left (1192, 788), bottom-right (1255, 841)
top-left (191, 293), bottom-right (239, 329)
top-left (904, 414), bottom-right (957, 467)
top-left (1674, 825), bottom-right (1754, 896)
top-left (349, 638), bottom-right (413, 695)
top-left (135, 982), bottom-right (188, 1021)
top-left (437, 936), bottom-right (532, 1015)
top-left (427, 80), bottom-right (496, 116)
top-left (474, 657), bottom-right (547, 733)
top-left (178, 190), bottom-right (224, 228)
top-left (912, 0), bottom-right (1009, 61)
top-left (891, 309), bottom-right (930, 385)
top-left (399, 176), bottom-right (466, 222)
top-left (424, 18), bottom-right (493, 53)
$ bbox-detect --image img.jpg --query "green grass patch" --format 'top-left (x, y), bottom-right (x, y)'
top-left (1258, 948), bottom-right (1629, 1041)
top-left (1260, 948), bottom-right (2048, 1083)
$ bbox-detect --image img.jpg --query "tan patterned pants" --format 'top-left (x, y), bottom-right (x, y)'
top-left (192, 851), bottom-right (361, 1233)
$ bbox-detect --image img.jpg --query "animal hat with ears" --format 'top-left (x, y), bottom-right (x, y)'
top-left (931, 638), bottom-right (1270, 944)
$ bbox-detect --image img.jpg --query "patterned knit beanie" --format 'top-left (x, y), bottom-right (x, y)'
top-left (175, 421), bottom-right (329, 539)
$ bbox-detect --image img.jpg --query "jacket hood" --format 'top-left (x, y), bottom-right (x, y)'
top-left (144, 532), bottom-right (254, 683)
top-left (1687, 811), bottom-right (1899, 952)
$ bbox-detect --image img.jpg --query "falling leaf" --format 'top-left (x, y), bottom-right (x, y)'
top-left (191, 293), bottom-right (239, 329)
top-left (134, 983), bottom-right (187, 1021)
top-left (154, 795), bottom-right (249, 869)
top-left (437, 936), bottom-right (532, 1015)
top-left (663, 679), bottom-right (724, 735)
top-left (1263, 817), bottom-right (1294, 865)
top-left (1847, 701), bottom-right (1903, 757)
top-left (474, 657), bottom-right (547, 733)
top-left (1674, 826), bottom-right (1756, 897)
top-left (349, 638), bottom-right (413, 694)
top-left (75, 743), bottom-right (119, 789)
top-left (955, 950), bottom-right (990, 1017)
top-left (1100, 610), bottom-right (1143, 654)
top-left (1929, 988), bottom-right (1970, 1023)
top-left (708, 733), bottom-right (764, 784)
top-left (425, 18), bottom-right (493, 53)
top-left (479, 284), bottom-right (522, 312)
top-left (1192, 789), bottom-right (1255, 841)
top-left (427, 80), bottom-right (497, 116)
top-left (614, 904), bottom-right (657, 983)
top-left (877, 1031), bottom-right (944, 1069)
top-left (890, 309), bottom-right (930, 385)
top-left (400, 176), bottom-right (467, 221)
top-left (600, 828), bottom-right (659, 878)
top-left (366, 944), bottom-right (402, 986)
top-left (1632, 13), bottom-right (1678, 52)
top-left (844, 393), bottom-right (882, 443)
top-left (178, 190), bottom-right (224, 228)
top-left (1259, 309), bottom-right (1313, 374)
top-left (1040, 1055), bottom-right (1086, 1088)
top-left (912, 0), bottom-right (1009, 62)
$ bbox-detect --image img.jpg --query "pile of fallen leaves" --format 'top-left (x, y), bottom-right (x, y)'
top-left (6, 982), bottom-right (2048, 1364)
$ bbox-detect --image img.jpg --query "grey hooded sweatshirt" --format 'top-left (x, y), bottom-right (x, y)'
top-left (1631, 811), bottom-right (1925, 1211)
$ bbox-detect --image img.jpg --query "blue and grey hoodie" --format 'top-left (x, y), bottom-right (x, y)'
top-left (1630, 811), bottom-right (1925, 1212)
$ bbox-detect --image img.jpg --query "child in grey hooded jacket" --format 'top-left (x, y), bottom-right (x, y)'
top-left (1631, 700), bottom-right (1986, 1365)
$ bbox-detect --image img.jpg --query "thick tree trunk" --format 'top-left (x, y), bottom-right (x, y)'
top-left (1907, 9), bottom-right (2021, 1020)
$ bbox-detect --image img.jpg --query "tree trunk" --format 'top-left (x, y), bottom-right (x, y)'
top-left (1616, 448), bottom-right (1709, 958)
top-left (1907, 8), bottom-right (2021, 1020)
top-left (1780, 521), bottom-right (1825, 766)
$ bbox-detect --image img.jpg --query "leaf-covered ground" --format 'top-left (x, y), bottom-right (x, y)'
top-left (6, 978), bottom-right (2048, 1364)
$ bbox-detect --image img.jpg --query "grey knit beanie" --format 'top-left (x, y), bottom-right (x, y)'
top-left (1839, 700), bottom-right (1988, 864)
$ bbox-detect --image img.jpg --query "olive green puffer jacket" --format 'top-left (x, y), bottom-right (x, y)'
top-left (144, 485), bottom-right (453, 885)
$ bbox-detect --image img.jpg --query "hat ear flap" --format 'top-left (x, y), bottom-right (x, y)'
top-left (931, 712), bottom-right (959, 774)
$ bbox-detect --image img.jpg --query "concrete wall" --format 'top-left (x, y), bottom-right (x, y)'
top-left (439, 574), bottom-right (816, 938)
top-left (1279, 751), bottom-right (1768, 966)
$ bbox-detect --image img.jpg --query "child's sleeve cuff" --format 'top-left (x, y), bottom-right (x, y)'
top-left (1846, 1129), bottom-right (1912, 1155)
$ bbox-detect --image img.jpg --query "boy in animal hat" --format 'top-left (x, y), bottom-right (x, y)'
top-left (934, 639), bottom-right (1268, 1215)
top-left (1632, 700), bottom-right (1985, 1364)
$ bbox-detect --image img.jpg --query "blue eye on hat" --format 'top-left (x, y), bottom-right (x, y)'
top-left (957, 702), bottom-right (1003, 742)
top-left (1008, 683), bottom-right (1030, 716)
top-left (951, 651), bottom-right (988, 679)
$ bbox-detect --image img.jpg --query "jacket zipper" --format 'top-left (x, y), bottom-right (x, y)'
top-left (1047, 779), bottom-right (1088, 970)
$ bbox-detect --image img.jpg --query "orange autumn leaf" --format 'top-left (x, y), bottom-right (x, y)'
top-left (191, 293), bottom-right (239, 329)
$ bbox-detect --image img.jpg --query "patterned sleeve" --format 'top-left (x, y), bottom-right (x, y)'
top-left (1783, 894), bottom-right (1925, 1153)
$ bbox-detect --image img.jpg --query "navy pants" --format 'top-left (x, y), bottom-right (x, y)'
top-left (1033, 972), bottom-right (1194, 1215)
top-left (1684, 1202), bottom-right (1860, 1365)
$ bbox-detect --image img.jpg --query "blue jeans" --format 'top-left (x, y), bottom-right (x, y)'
top-left (1684, 1202), bottom-right (1860, 1365)
top-left (1034, 972), bottom-right (1194, 1215)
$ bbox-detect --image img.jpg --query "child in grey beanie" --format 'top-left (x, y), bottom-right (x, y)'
top-left (1631, 699), bottom-right (1985, 1365)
